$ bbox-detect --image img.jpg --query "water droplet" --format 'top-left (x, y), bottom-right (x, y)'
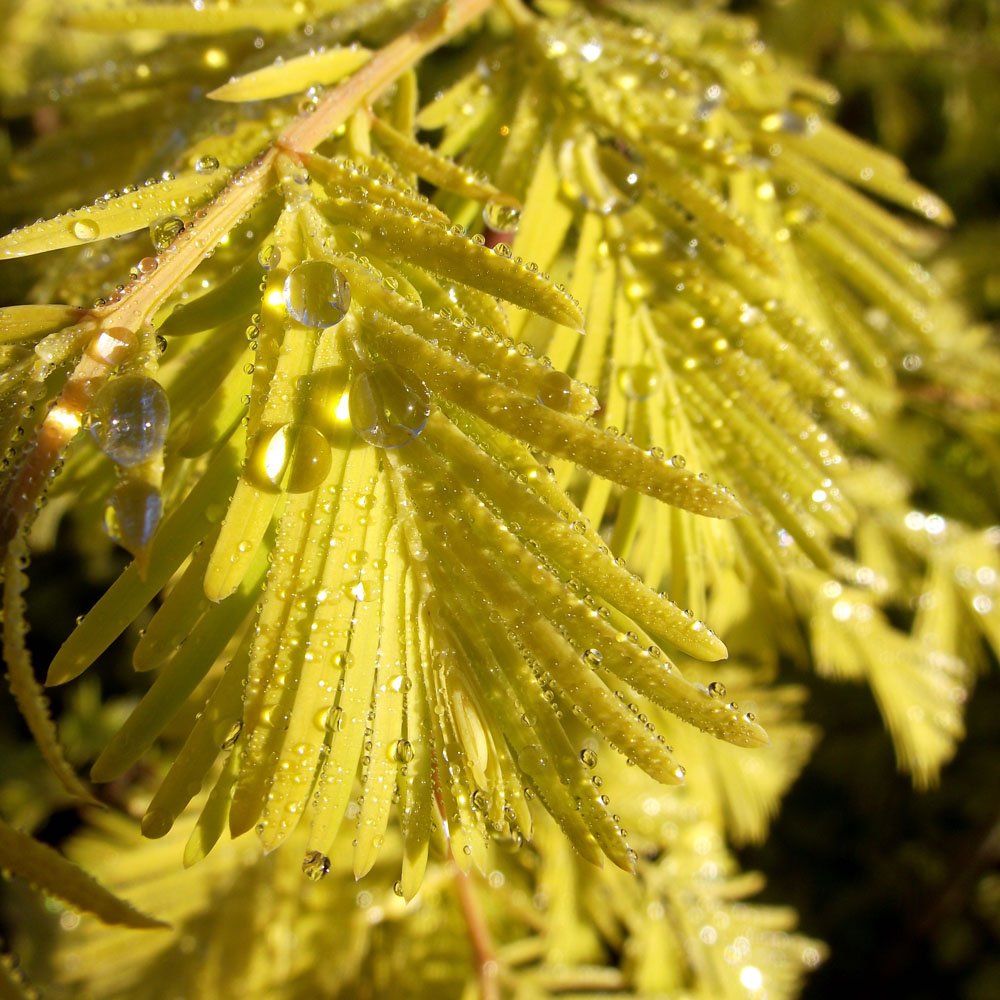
top-left (594, 142), bottom-right (645, 214)
top-left (150, 216), bottom-right (183, 251)
top-left (302, 849), bottom-right (331, 881)
top-left (89, 375), bottom-right (170, 467)
top-left (283, 261), bottom-right (351, 328)
top-left (482, 201), bottom-right (521, 248)
top-left (536, 369), bottom-right (574, 411)
top-left (582, 647), bottom-right (603, 667)
top-left (258, 244), bottom-right (281, 270)
top-left (617, 363), bottom-right (661, 400)
top-left (246, 422), bottom-right (332, 493)
top-left (393, 880), bottom-right (404, 897)
top-left (194, 155), bottom-right (220, 173)
top-left (668, 454), bottom-right (686, 468)
top-left (580, 748), bottom-right (598, 768)
top-left (105, 480), bottom-right (162, 558)
top-left (760, 110), bottom-right (809, 134)
top-left (708, 681), bottom-right (727, 700)
top-left (349, 364), bottom-right (431, 449)
top-left (71, 219), bottom-right (100, 242)
top-left (471, 789), bottom-right (489, 811)
top-left (392, 739), bottom-right (414, 764)
top-left (86, 327), bottom-right (138, 366)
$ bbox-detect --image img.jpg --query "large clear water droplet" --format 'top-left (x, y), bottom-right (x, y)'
top-left (89, 375), bottom-right (170, 467)
top-left (105, 480), bottom-right (162, 557)
top-left (86, 327), bottom-right (138, 366)
top-left (482, 201), bottom-right (521, 249)
top-left (150, 216), bottom-right (183, 251)
top-left (71, 219), bottom-right (100, 242)
top-left (349, 364), bottom-right (431, 449)
top-left (593, 142), bottom-right (645, 214)
top-left (302, 849), bottom-right (330, 881)
top-left (283, 261), bottom-right (351, 328)
top-left (258, 244), bottom-right (281, 270)
top-left (246, 422), bottom-right (332, 493)
top-left (194, 154), bottom-right (220, 173)
top-left (536, 369), bottom-right (574, 411)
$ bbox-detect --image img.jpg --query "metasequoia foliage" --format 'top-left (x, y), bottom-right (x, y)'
top-left (0, 0), bottom-right (997, 997)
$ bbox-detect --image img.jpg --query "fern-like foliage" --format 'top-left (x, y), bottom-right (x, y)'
top-left (1, 0), bottom-right (998, 996)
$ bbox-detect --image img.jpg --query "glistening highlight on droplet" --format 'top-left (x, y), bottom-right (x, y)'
top-left (104, 480), bottom-right (163, 559)
top-left (348, 363), bottom-right (431, 449)
top-left (89, 375), bottom-right (170, 467)
top-left (245, 422), bottom-right (333, 493)
top-left (283, 261), bottom-right (351, 328)
top-left (150, 216), bottom-right (184, 252)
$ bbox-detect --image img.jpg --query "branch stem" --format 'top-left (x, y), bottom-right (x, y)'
top-left (453, 867), bottom-right (501, 1000)
top-left (0, 0), bottom-right (495, 559)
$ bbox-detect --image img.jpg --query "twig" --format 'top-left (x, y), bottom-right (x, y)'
top-left (454, 866), bottom-right (502, 1000)
top-left (432, 780), bottom-right (501, 1000)
top-left (0, 0), bottom-right (496, 560)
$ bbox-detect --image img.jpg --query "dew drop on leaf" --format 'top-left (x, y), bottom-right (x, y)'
top-left (349, 364), bottom-right (431, 449)
top-left (71, 219), bottom-right (100, 242)
top-left (246, 422), bottom-right (332, 493)
top-left (580, 748), bottom-right (598, 768)
top-left (593, 142), bottom-right (645, 214)
top-left (582, 647), bottom-right (603, 667)
top-left (536, 369), bottom-right (574, 411)
top-left (391, 739), bottom-right (414, 764)
top-left (482, 201), bottom-right (521, 233)
top-left (482, 201), bottom-right (521, 248)
top-left (89, 375), bottom-right (170, 467)
top-left (86, 327), bottom-right (138, 366)
top-left (105, 480), bottom-right (162, 556)
top-left (708, 681), bottom-right (727, 700)
top-left (283, 261), bottom-right (351, 328)
top-left (302, 850), bottom-right (331, 881)
top-left (258, 244), bottom-right (281, 270)
top-left (194, 155), bottom-right (220, 173)
top-left (150, 215), bottom-right (184, 251)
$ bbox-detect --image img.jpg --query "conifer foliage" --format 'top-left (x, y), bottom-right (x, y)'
top-left (0, 1), bottom-right (997, 997)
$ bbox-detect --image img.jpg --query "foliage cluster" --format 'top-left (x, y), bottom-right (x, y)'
top-left (0, 1), bottom-right (997, 997)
